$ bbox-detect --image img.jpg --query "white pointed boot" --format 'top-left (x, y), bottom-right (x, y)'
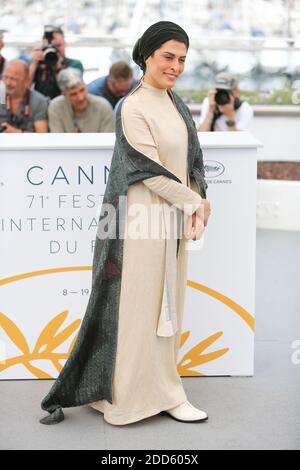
top-left (159, 400), bottom-right (208, 423)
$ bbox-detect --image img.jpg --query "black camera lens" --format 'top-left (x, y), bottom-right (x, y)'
top-left (42, 45), bottom-right (59, 66)
top-left (215, 89), bottom-right (232, 106)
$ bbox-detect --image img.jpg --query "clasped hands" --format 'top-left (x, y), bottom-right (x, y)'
top-left (184, 199), bottom-right (211, 241)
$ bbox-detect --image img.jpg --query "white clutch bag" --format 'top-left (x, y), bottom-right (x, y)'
top-left (185, 232), bottom-right (205, 251)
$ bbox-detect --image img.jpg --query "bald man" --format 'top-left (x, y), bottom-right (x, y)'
top-left (0, 59), bottom-right (49, 133)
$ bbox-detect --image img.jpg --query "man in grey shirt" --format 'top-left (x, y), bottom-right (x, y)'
top-left (48, 68), bottom-right (115, 133)
top-left (0, 59), bottom-right (48, 133)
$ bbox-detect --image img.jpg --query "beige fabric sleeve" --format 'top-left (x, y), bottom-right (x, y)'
top-left (121, 100), bottom-right (203, 216)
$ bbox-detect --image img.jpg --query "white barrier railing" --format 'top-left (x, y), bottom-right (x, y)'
top-left (0, 132), bottom-right (260, 378)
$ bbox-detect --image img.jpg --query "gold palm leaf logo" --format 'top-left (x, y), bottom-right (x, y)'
top-left (0, 311), bottom-right (80, 378)
top-left (178, 330), bottom-right (229, 376)
top-left (0, 267), bottom-right (255, 378)
top-left (0, 308), bottom-right (227, 378)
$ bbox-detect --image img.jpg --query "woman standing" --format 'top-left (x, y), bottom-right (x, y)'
top-left (39, 21), bottom-right (211, 426)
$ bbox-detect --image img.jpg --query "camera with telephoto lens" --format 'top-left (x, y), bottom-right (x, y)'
top-left (214, 88), bottom-right (232, 106)
top-left (42, 44), bottom-right (59, 66)
top-left (41, 25), bottom-right (60, 67)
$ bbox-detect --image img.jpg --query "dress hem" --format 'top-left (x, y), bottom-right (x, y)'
top-left (88, 395), bottom-right (187, 426)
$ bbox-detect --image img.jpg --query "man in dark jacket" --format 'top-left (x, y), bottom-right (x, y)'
top-left (87, 60), bottom-right (138, 109)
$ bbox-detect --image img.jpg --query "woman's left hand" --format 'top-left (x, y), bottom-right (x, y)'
top-left (184, 199), bottom-right (212, 241)
top-left (202, 199), bottom-right (211, 227)
top-left (185, 204), bottom-right (205, 240)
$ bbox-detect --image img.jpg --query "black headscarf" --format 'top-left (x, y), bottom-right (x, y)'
top-left (132, 21), bottom-right (189, 73)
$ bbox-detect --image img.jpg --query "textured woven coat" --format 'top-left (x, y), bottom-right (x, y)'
top-left (39, 86), bottom-right (208, 425)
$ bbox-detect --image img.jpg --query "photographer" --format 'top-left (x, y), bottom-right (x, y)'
top-left (197, 72), bottom-right (253, 132)
top-left (28, 25), bottom-right (84, 100)
top-left (0, 59), bottom-right (48, 133)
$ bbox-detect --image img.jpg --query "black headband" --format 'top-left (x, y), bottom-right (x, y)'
top-left (132, 21), bottom-right (189, 73)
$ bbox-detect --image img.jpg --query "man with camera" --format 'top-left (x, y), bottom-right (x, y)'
top-left (198, 72), bottom-right (253, 132)
top-left (0, 59), bottom-right (48, 133)
top-left (28, 25), bottom-right (84, 100)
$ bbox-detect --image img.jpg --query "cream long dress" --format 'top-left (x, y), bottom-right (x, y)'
top-left (88, 78), bottom-right (203, 425)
